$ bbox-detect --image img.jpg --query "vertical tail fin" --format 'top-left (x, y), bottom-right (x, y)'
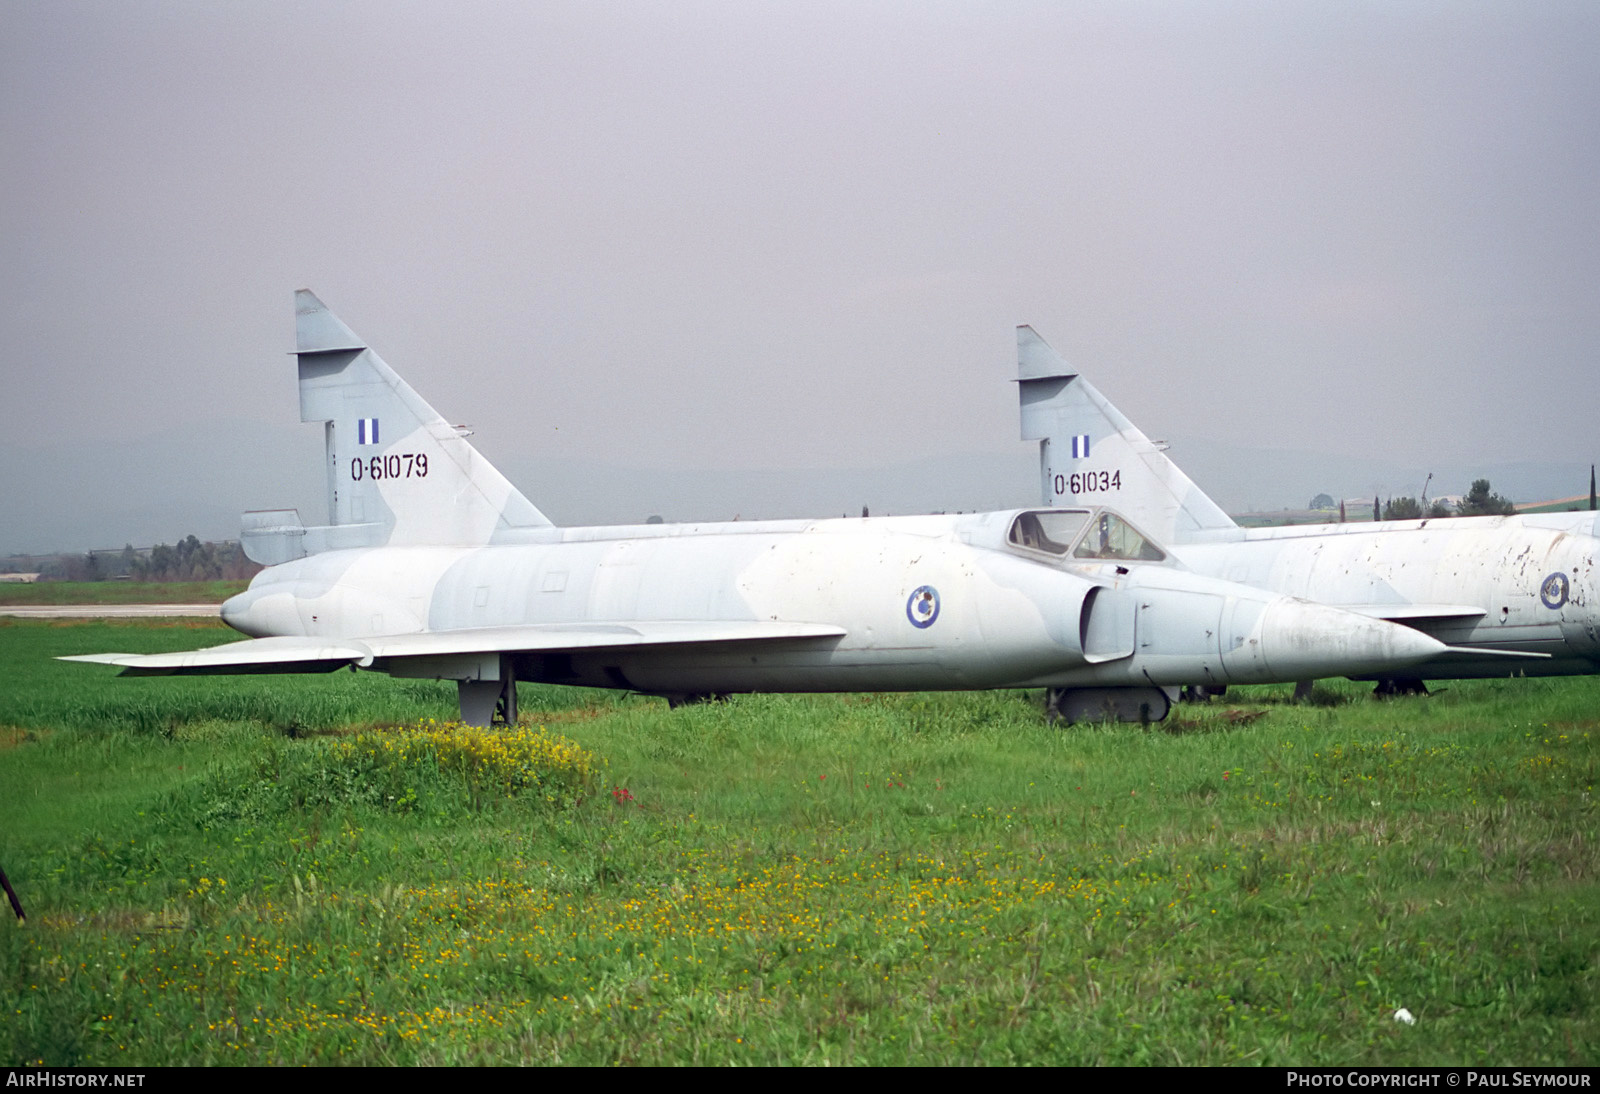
top-left (291, 290), bottom-right (552, 549)
top-left (1017, 326), bottom-right (1237, 544)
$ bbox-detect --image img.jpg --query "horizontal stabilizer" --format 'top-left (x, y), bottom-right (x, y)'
top-left (61, 620), bottom-right (848, 677)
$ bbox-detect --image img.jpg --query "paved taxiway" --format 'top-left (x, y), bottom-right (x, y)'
top-left (0, 605), bottom-right (221, 619)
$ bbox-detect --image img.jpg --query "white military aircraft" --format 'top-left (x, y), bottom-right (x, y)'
top-left (64, 292), bottom-right (1460, 725)
top-left (1017, 326), bottom-right (1600, 691)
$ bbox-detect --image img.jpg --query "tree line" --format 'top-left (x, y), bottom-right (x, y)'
top-left (1380, 479), bottom-right (1516, 521)
top-left (50, 537), bottom-right (260, 582)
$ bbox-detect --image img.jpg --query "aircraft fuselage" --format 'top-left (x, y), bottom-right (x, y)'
top-left (220, 510), bottom-right (1446, 697)
top-left (1176, 516), bottom-right (1600, 679)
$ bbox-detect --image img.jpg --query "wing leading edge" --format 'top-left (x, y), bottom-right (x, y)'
top-left (61, 620), bottom-right (849, 677)
top-left (1338, 604), bottom-right (1487, 623)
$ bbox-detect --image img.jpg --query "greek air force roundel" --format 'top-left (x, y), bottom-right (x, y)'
top-left (1541, 572), bottom-right (1570, 610)
top-left (906, 586), bottom-right (940, 629)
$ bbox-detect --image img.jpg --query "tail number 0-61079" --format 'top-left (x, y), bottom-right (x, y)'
top-left (351, 453), bottom-right (429, 482)
top-left (1054, 469), bottom-right (1121, 496)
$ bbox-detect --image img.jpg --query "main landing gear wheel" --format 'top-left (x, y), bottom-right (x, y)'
top-left (1373, 677), bottom-right (1429, 698)
top-left (1045, 686), bottom-right (1175, 725)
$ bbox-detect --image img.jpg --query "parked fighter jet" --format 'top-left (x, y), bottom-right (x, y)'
top-left (1016, 326), bottom-right (1600, 686)
top-left (62, 293), bottom-right (1457, 725)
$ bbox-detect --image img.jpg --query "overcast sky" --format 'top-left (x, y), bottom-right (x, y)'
top-left (3, 1), bottom-right (1597, 553)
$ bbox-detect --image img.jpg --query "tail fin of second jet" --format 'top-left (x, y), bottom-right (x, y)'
top-left (1017, 326), bottom-right (1237, 544)
top-left (244, 291), bottom-right (552, 563)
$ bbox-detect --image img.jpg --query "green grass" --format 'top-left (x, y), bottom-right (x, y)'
top-left (1, 619), bottom-right (1596, 1065)
top-left (1233, 510), bottom-right (1355, 528)
top-left (0, 581), bottom-right (250, 606)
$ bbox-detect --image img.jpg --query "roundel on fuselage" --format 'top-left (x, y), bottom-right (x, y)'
top-left (1541, 572), bottom-right (1570, 610)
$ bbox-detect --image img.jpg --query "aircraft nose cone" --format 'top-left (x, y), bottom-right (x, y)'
top-left (1257, 598), bottom-right (1445, 680)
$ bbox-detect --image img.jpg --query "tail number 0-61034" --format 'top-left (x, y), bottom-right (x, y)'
top-left (351, 453), bottom-right (429, 482)
top-left (1054, 469), bottom-right (1121, 496)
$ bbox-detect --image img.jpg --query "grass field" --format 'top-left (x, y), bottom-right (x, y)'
top-left (1, 617), bottom-right (1595, 1065)
top-left (0, 581), bottom-right (250, 606)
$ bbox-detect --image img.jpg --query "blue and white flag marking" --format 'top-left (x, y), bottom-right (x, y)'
top-left (357, 418), bottom-right (380, 446)
top-left (1070, 434), bottom-right (1091, 459)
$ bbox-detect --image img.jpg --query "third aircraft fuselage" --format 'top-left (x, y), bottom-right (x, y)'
top-left (1175, 514), bottom-right (1600, 678)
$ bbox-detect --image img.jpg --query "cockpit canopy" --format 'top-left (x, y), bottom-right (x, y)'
top-left (1006, 508), bottom-right (1166, 563)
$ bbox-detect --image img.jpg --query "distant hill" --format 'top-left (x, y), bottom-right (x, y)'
top-left (1516, 494), bottom-right (1596, 514)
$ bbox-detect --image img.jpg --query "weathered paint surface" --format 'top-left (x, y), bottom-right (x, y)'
top-left (60, 294), bottom-right (1450, 721)
top-left (1178, 519), bottom-right (1600, 676)
top-left (209, 510), bottom-right (1445, 697)
top-left (1018, 326), bottom-right (1600, 681)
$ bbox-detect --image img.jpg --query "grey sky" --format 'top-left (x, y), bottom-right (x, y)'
top-left (3, 1), bottom-right (1597, 554)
